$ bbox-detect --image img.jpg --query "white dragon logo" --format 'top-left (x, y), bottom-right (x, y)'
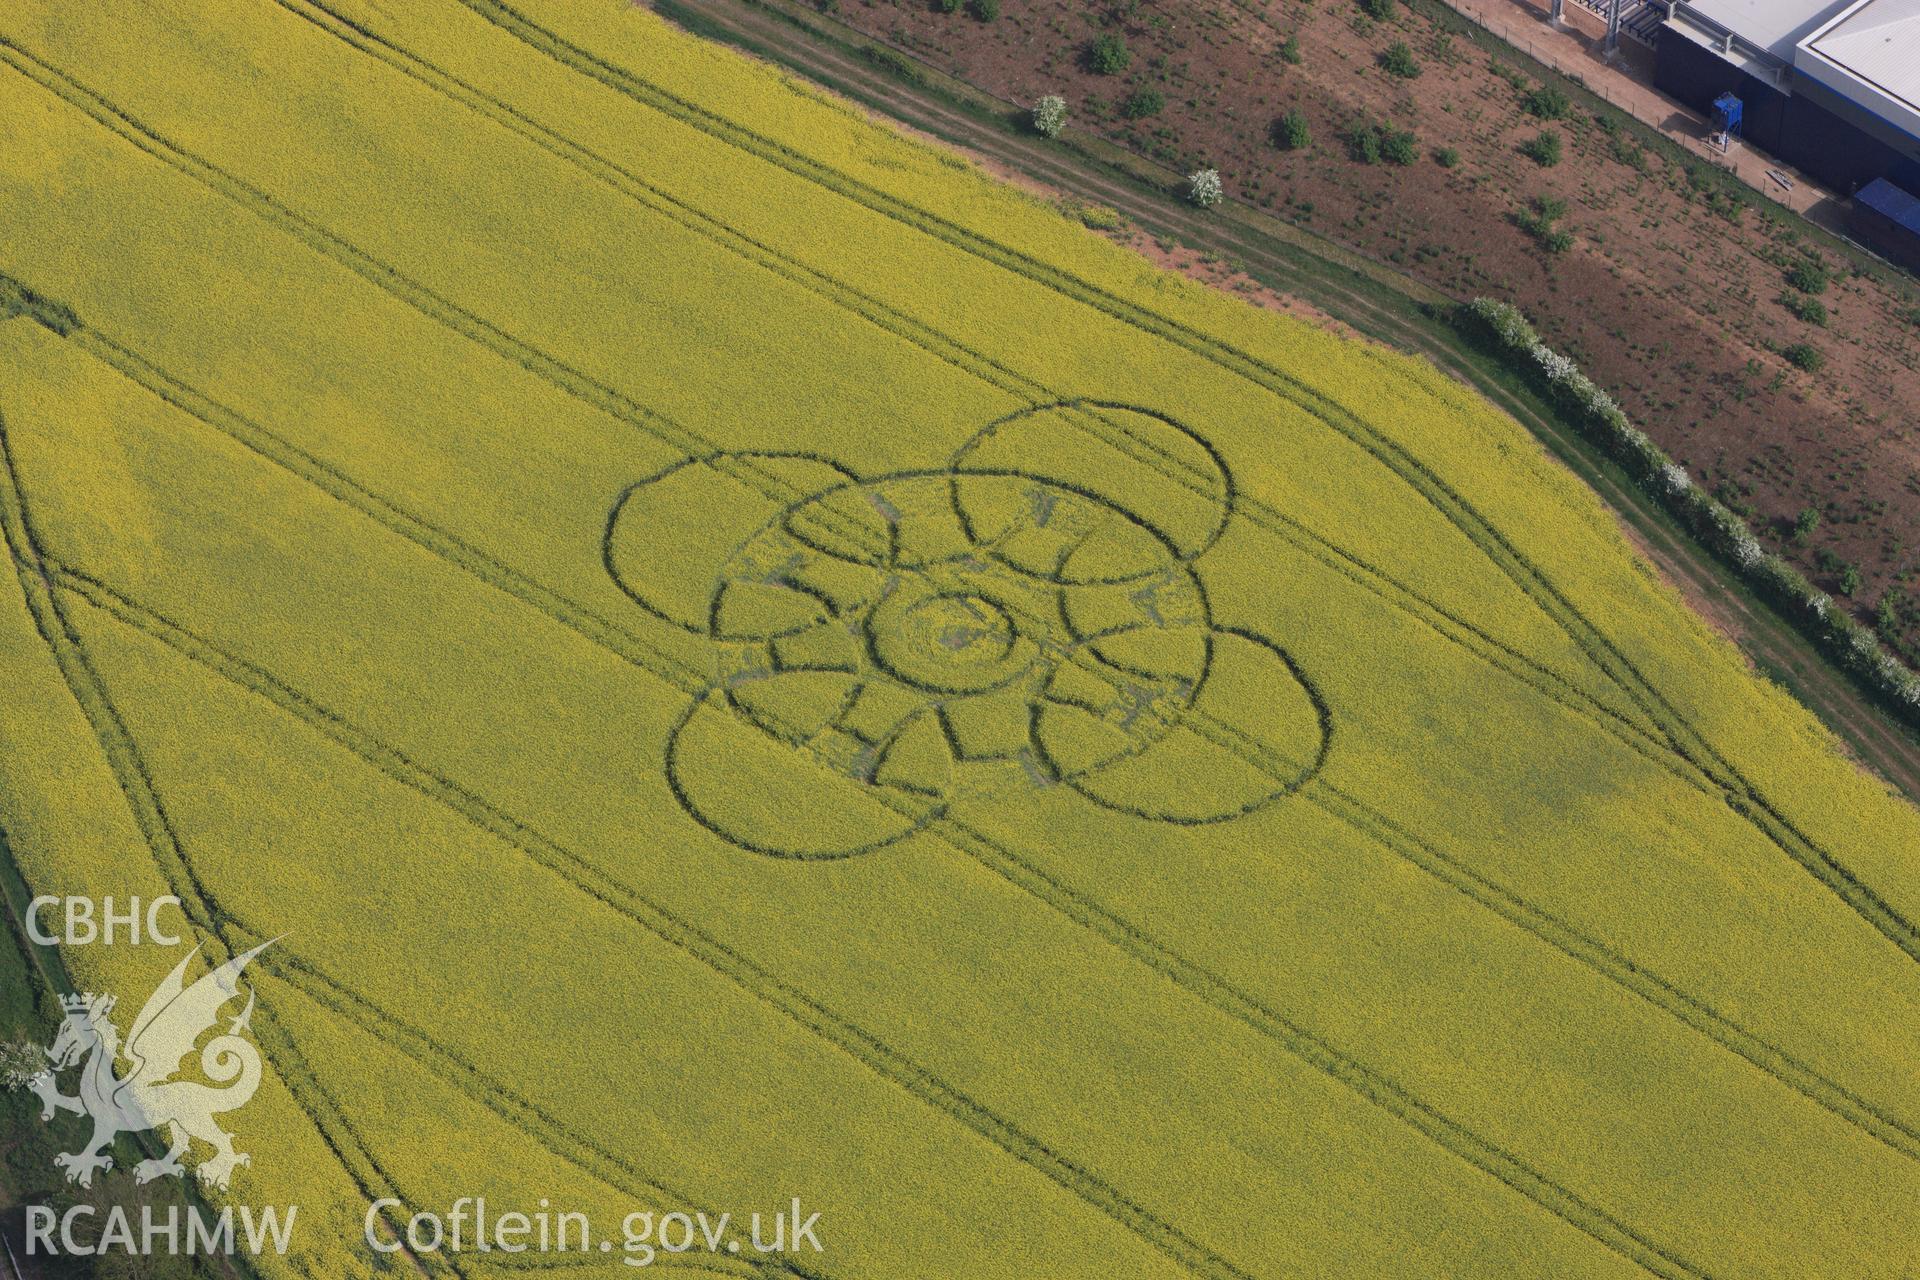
top-left (26, 940), bottom-right (273, 1191)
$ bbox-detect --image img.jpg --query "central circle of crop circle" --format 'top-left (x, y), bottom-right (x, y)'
top-left (868, 584), bottom-right (1031, 695)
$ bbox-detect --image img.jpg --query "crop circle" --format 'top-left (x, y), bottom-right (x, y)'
top-left (618, 404), bottom-right (1328, 857)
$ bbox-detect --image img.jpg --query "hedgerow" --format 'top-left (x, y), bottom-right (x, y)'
top-left (1458, 297), bottom-right (1920, 721)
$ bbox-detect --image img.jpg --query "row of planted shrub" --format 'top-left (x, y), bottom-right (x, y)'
top-left (1456, 297), bottom-right (1920, 727)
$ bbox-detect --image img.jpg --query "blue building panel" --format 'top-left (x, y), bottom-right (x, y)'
top-left (1856, 178), bottom-right (1920, 234)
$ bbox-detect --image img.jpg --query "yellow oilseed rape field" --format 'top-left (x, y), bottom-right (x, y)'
top-left (1, 1), bottom-right (1918, 1276)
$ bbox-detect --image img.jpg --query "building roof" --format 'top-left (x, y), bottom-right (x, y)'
top-left (1796, 0), bottom-right (1920, 140)
top-left (1664, 0), bottom-right (1920, 144)
top-left (1664, 0), bottom-right (1850, 71)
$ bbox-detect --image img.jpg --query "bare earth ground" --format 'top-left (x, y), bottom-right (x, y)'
top-left (831, 0), bottom-right (1920, 656)
top-left (886, 103), bottom-right (1365, 332)
top-left (886, 105), bottom-right (1363, 331)
top-left (1129, 231), bottom-right (1368, 333)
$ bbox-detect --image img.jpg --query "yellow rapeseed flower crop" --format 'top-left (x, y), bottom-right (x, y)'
top-left (0, 2), bottom-right (1916, 1276)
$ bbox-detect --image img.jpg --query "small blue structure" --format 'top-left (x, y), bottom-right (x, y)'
top-left (1857, 179), bottom-right (1920, 234)
top-left (1851, 179), bottom-right (1920, 273)
top-left (1711, 92), bottom-right (1744, 139)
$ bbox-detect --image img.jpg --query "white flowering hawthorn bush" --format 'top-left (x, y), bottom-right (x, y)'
top-left (1187, 168), bottom-right (1224, 208)
top-left (1461, 297), bottom-right (1920, 724)
top-left (0, 1040), bottom-right (45, 1089)
top-left (1032, 94), bottom-right (1068, 138)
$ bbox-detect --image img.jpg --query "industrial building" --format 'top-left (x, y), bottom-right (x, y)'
top-left (1654, 0), bottom-right (1920, 259)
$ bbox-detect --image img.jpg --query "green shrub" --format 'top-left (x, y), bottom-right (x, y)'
top-left (1514, 194), bottom-right (1572, 250)
top-left (1794, 506), bottom-right (1821, 542)
top-left (1088, 32), bottom-right (1131, 74)
top-left (1755, 555), bottom-right (1812, 605)
top-left (1280, 34), bottom-right (1303, 64)
top-left (1780, 292), bottom-right (1828, 325)
top-left (1841, 564), bottom-right (1863, 596)
top-left (1031, 94), bottom-right (1068, 137)
top-left (1273, 108), bottom-right (1311, 150)
top-left (1346, 121), bottom-right (1383, 164)
top-left (1522, 84), bottom-right (1571, 119)
top-left (1521, 130), bottom-right (1563, 166)
top-left (1379, 41), bottom-right (1421, 77)
top-left (1360, 0), bottom-right (1396, 19)
top-left (1783, 342), bottom-right (1824, 372)
top-left (1121, 86), bottom-right (1165, 119)
top-left (1879, 591), bottom-right (1904, 644)
top-left (1786, 259), bottom-right (1830, 294)
top-left (1434, 145), bottom-right (1460, 168)
top-left (969, 0), bottom-right (999, 17)
top-left (939, 0), bottom-right (962, 11)
top-left (1610, 134), bottom-right (1647, 170)
top-left (1709, 189), bottom-right (1748, 225)
top-left (1344, 119), bottom-right (1417, 165)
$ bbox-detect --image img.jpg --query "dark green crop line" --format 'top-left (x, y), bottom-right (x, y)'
top-left (0, 272), bottom-right (79, 334)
